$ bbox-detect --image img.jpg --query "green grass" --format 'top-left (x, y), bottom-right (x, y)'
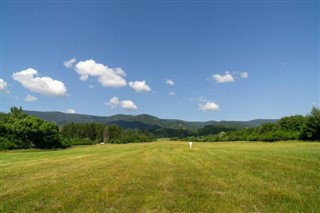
top-left (1, 142), bottom-right (319, 212)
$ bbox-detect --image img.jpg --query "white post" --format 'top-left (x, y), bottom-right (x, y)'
top-left (189, 141), bottom-right (192, 149)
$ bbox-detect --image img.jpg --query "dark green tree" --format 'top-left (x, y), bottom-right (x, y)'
top-left (107, 125), bottom-right (124, 143)
top-left (300, 107), bottom-right (320, 141)
top-left (0, 107), bottom-right (67, 149)
top-left (9, 106), bottom-right (26, 119)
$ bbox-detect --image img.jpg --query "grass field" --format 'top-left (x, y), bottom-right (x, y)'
top-left (1, 141), bottom-right (319, 212)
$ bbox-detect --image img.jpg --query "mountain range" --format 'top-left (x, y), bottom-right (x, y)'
top-left (24, 110), bottom-right (278, 131)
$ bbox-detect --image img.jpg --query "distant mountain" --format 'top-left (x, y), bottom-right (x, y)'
top-left (24, 110), bottom-right (277, 131)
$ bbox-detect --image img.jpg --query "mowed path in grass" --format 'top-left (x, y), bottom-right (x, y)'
top-left (1, 142), bottom-right (319, 212)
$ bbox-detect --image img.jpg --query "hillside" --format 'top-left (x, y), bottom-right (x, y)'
top-left (24, 110), bottom-right (277, 131)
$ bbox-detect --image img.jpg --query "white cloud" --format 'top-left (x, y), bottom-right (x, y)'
top-left (199, 101), bottom-right (220, 112)
top-left (106, 96), bottom-right (120, 109)
top-left (169, 91), bottom-right (175, 96)
top-left (0, 79), bottom-right (7, 90)
top-left (0, 79), bottom-right (9, 93)
top-left (121, 100), bottom-right (138, 110)
top-left (129, 80), bottom-right (151, 92)
top-left (240, 72), bottom-right (249, 79)
top-left (65, 108), bottom-right (76, 114)
top-left (24, 94), bottom-right (37, 102)
top-left (64, 58), bottom-right (76, 68)
top-left (88, 85), bottom-right (94, 89)
top-left (166, 79), bottom-right (174, 86)
top-left (105, 96), bottom-right (137, 110)
top-left (192, 96), bottom-right (220, 112)
top-left (75, 59), bottom-right (127, 88)
top-left (12, 68), bottom-right (68, 97)
top-left (212, 71), bottom-right (234, 83)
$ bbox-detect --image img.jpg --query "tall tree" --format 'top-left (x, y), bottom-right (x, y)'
top-left (300, 107), bottom-right (320, 141)
top-left (9, 106), bottom-right (26, 119)
top-left (1, 107), bottom-right (67, 149)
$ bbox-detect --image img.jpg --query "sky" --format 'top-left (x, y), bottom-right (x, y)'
top-left (0, 1), bottom-right (319, 121)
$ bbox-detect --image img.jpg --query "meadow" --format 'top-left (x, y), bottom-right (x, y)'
top-left (1, 141), bottom-right (319, 212)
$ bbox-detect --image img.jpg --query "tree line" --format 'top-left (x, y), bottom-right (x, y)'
top-left (0, 107), bottom-right (154, 150)
top-left (183, 107), bottom-right (320, 142)
top-left (0, 106), bottom-right (318, 150)
top-left (60, 122), bottom-right (153, 145)
top-left (0, 107), bottom-right (70, 149)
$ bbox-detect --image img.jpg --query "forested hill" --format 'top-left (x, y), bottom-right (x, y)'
top-left (24, 110), bottom-right (277, 131)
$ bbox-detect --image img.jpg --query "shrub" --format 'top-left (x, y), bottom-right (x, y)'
top-left (70, 138), bottom-right (96, 145)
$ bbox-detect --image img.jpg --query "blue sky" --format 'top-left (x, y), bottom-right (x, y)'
top-left (0, 1), bottom-right (319, 121)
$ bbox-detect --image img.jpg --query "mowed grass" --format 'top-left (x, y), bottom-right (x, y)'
top-left (1, 142), bottom-right (319, 212)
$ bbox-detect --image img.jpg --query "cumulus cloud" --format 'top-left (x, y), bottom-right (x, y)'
top-left (74, 59), bottom-right (127, 87)
top-left (105, 96), bottom-right (137, 110)
top-left (121, 100), bottom-right (138, 110)
top-left (169, 91), bottom-right (175, 96)
top-left (0, 79), bottom-right (7, 90)
top-left (24, 94), bottom-right (37, 102)
top-left (240, 72), bottom-right (249, 79)
top-left (212, 71), bottom-right (234, 83)
top-left (0, 79), bottom-right (9, 93)
top-left (166, 79), bottom-right (174, 86)
top-left (12, 68), bottom-right (68, 97)
top-left (129, 80), bottom-right (151, 92)
top-left (106, 96), bottom-right (120, 109)
top-left (199, 101), bottom-right (220, 112)
top-left (65, 108), bottom-right (76, 114)
top-left (64, 58), bottom-right (76, 68)
top-left (192, 96), bottom-right (220, 112)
